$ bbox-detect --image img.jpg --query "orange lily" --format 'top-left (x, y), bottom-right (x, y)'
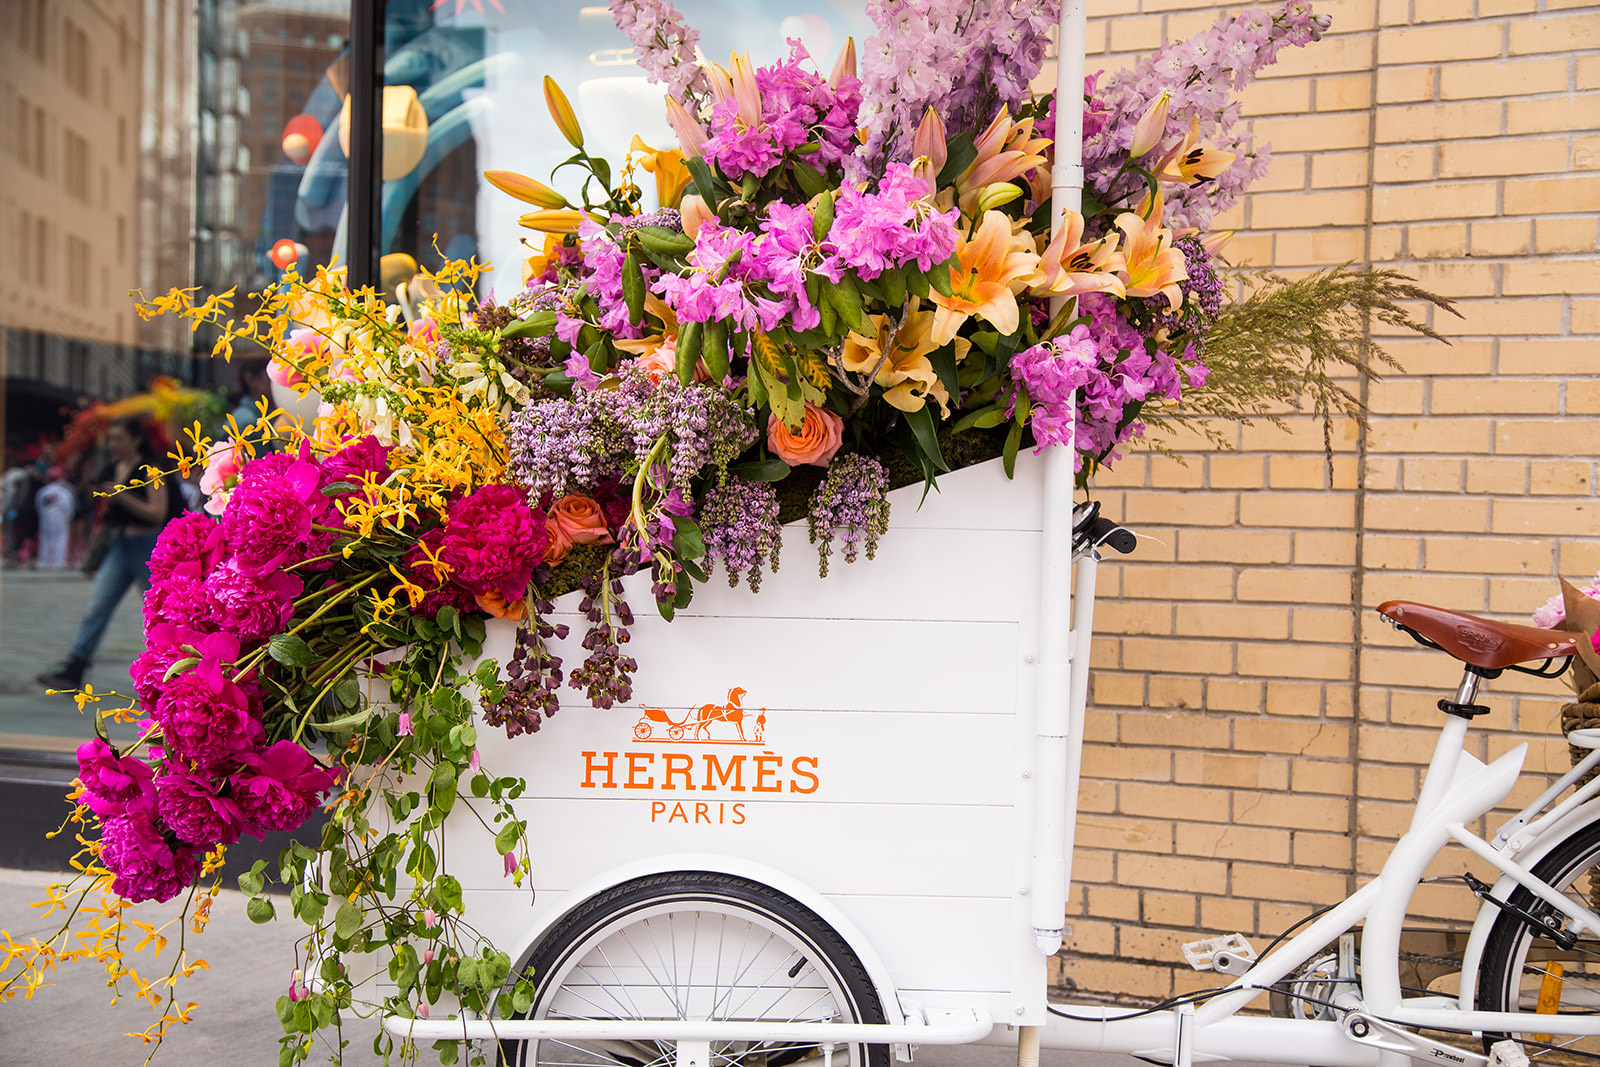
top-left (1153, 119), bottom-right (1236, 185)
top-left (629, 135), bottom-right (691, 207)
top-left (678, 193), bottom-right (714, 239)
top-left (841, 300), bottom-right (970, 417)
top-left (1114, 190), bottom-right (1187, 309)
top-left (522, 233), bottom-right (575, 285)
top-left (912, 106), bottom-right (947, 192)
top-left (928, 210), bottom-right (1041, 344)
top-left (663, 96), bottom-right (707, 159)
top-left (829, 37), bottom-right (856, 88)
top-left (1127, 90), bottom-right (1172, 160)
top-left (1031, 209), bottom-right (1127, 299)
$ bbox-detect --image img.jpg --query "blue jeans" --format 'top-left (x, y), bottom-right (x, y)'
top-left (68, 530), bottom-right (160, 664)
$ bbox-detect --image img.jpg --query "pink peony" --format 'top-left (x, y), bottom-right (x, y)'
top-left (230, 741), bottom-right (340, 834)
top-left (76, 738), bottom-right (156, 818)
top-left (205, 559), bottom-right (302, 643)
top-left (149, 512), bottom-right (225, 583)
top-left (98, 808), bottom-right (204, 903)
top-left (403, 527), bottom-right (478, 618)
top-left (156, 771), bottom-right (250, 846)
top-left (130, 622), bottom-right (202, 711)
top-left (200, 440), bottom-right (247, 516)
top-left (321, 434), bottom-right (393, 501)
top-left (437, 484), bottom-right (548, 601)
top-left (151, 665), bottom-right (263, 777)
top-left (222, 445), bottom-right (329, 576)
top-left (143, 572), bottom-right (218, 633)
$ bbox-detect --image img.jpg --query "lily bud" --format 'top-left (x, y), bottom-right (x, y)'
top-left (518, 209), bottom-right (587, 234)
top-left (829, 37), bottom-right (857, 87)
top-left (543, 75), bottom-right (584, 150)
top-left (679, 193), bottom-right (714, 240)
top-left (728, 52), bottom-right (762, 127)
top-left (483, 169), bottom-right (568, 209)
top-left (913, 106), bottom-right (948, 173)
top-left (1128, 89), bottom-right (1171, 160)
top-left (1199, 229), bottom-right (1234, 255)
top-left (703, 59), bottom-right (733, 109)
top-left (663, 96), bottom-right (707, 160)
top-left (976, 182), bottom-right (1024, 213)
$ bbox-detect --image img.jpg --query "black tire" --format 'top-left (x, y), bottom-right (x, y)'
top-left (500, 872), bottom-right (891, 1067)
top-left (1477, 817), bottom-right (1600, 1060)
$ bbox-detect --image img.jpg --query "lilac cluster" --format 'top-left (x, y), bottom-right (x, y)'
top-left (807, 454), bottom-right (890, 578)
top-left (698, 479), bottom-right (782, 592)
top-left (506, 368), bottom-right (755, 505)
top-left (568, 567), bottom-right (637, 709)
top-left (1164, 236), bottom-right (1225, 331)
top-left (829, 164), bottom-right (960, 280)
top-left (1084, 1), bottom-right (1326, 229)
top-left (701, 41), bottom-right (861, 179)
top-left (482, 602), bottom-right (569, 738)
top-left (857, 0), bottom-right (1059, 165)
top-left (503, 285), bottom-right (569, 378)
top-left (608, 0), bottom-right (711, 108)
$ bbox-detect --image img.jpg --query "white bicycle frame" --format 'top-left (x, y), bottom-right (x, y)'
top-left (1033, 536), bottom-right (1600, 1067)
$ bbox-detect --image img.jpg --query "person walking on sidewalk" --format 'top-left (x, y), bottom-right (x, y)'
top-left (33, 468), bottom-right (74, 569)
top-left (37, 418), bottom-right (181, 690)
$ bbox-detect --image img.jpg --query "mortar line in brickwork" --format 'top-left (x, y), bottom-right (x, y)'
top-left (1343, 0), bottom-right (1385, 903)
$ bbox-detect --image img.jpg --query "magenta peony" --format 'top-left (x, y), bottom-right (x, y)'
top-left (403, 526), bottom-right (478, 617)
top-left (205, 559), bottom-right (302, 643)
top-left (222, 446), bottom-right (330, 576)
top-left (437, 484), bottom-right (548, 601)
top-left (98, 808), bottom-right (204, 903)
top-left (76, 737), bottom-right (156, 818)
top-left (321, 434), bottom-right (393, 499)
top-left (143, 572), bottom-right (218, 633)
top-left (151, 664), bottom-right (263, 776)
top-left (148, 511), bottom-right (225, 583)
top-left (156, 771), bottom-right (250, 846)
top-left (231, 741), bottom-right (340, 833)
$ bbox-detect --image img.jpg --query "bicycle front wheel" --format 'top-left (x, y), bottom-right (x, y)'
top-left (1477, 817), bottom-right (1600, 1061)
top-left (499, 871), bottom-right (890, 1067)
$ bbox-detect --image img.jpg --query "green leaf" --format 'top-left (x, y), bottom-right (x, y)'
top-left (311, 706), bottom-right (372, 733)
top-left (701, 319), bottom-right (730, 381)
top-left (238, 860), bottom-right (268, 897)
top-left (952, 404), bottom-right (1008, 432)
top-left (470, 772), bottom-right (490, 798)
top-left (268, 634), bottom-right (318, 668)
top-left (428, 760), bottom-right (459, 814)
top-left (584, 336), bottom-right (611, 375)
top-left (436, 605), bottom-right (459, 635)
top-left (938, 132), bottom-right (977, 187)
top-left (332, 672), bottom-right (361, 710)
top-left (434, 1039), bottom-right (460, 1066)
top-left (685, 156), bottom-right (728, 205)
top-left (438, 875), bottom-right (464, 912)
top-left (163, 656), bottom-right (200, 682)
top-left (904, 405), bottom-right (950, 473)
top-left (790, 158), bottom-right (828, 198)
top-left (927, 257), bottom-right (956, 298)
top-left (825, 275), bottom-right (869, 336)
top-left (334, 899), bottom-right (362, 940)
top-left (319, 481), bottom-right (361, 498)
top-left (880, 268), bottom-right (907, 308)
top-left (296, 892), bottom-right (325, 926)
top-left (727, 458), bottom-right (791, 482)
top-left (247, 896), bottom-right (276, 924)
top-left (928, 343), bottom-right (961, 404)
top-left (621, 250), bottom-right (646, 326)
top-left (493, 821), bottom-right (521, 855)
top-left (276, 995), bottom-right (297, 1027)
top-left (500, 309), bottom-right (558, 339)
top-left (675, 320), bottom-right (704, 384)
top-left (810, 190), bottom-right (834, 242)
top-left (1003, 418), bottom-right (1023, 479)
top-left (672, 517), bottom-right (706, 561)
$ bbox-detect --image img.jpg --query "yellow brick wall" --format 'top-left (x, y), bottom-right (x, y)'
top-left (1052, 0), bottom-right (1600, 1003)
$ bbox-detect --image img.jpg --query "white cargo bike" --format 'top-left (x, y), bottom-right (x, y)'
top-left (371, 451), bottom-right (1600, 1067)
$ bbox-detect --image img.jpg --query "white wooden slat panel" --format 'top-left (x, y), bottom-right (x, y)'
top-left (444, 798), bottom-right (1017, 901)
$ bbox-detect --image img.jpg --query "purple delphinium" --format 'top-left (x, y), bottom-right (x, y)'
top-left (698, 479), bottom-right (782, 592)
top-left (1084, 1), bottom-right (1327, 229)
top-left (857, 0), bottom-right (1059, 167)
top-left (807, 454), bottom-right (890, 578)
top-left (608, 0), bottom-right (711, 109)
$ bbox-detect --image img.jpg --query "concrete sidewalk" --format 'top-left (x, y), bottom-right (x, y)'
top-left (0, 867), bottom-right (1294, 1067)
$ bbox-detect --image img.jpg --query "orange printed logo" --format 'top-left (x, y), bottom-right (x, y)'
top-left (633, 686), bottom-right (767, 744)
top-left (582, 687), bottom-right (820, 822)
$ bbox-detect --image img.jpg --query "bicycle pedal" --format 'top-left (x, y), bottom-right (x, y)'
top-left (1487, 1040), bottom-right (1531, 1067)
top-left (1181, 933), bottom-right (1257, 975)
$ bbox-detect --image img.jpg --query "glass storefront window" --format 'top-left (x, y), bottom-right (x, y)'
top-left (0, 0), bottom-right (351, 754)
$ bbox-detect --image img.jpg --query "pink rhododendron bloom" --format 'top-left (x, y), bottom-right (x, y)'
top-left (231, 741), bottom-right (340, 834)
top-left (200, 440), bottom-right (247, 516)
top-left (99, 808), bottom-right (204, 903)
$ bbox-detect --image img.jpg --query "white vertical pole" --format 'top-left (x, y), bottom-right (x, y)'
top-left (1028, 0), bottom-right (1089, 959)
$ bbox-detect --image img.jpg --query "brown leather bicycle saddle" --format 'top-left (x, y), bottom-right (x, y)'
top-left (1377, 600), bottom-right (1578, 670)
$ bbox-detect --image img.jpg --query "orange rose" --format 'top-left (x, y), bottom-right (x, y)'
top-left (475, 589), bottom-right (529, 622)
top-left (542, 515), bottom-right (573, 565)
top-left (552, 494), bottom-right (614, 547)
top-left (766, 403), bottom-right (844, 467)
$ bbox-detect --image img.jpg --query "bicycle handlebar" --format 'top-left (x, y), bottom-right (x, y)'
top-left (1071, 500), bottom-right (1137, 556)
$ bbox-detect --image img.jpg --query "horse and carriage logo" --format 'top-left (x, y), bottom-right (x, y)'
top-left (633, 687), bottom-right (767, 744)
